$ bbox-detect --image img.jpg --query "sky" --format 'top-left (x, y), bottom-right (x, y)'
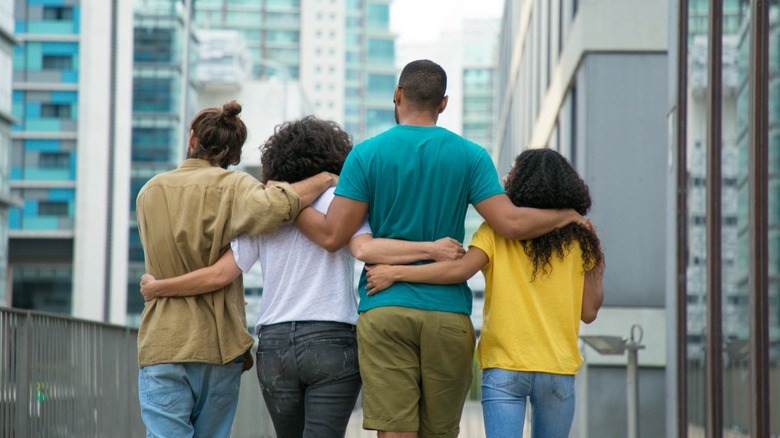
top-left (389, 0), bottom-right (506, 46)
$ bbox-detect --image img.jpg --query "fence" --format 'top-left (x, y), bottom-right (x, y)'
top-left (0, 307), bottom-right (144, 437)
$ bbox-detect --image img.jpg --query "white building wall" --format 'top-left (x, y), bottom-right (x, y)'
top-left (72, 0), bottom-right (132, 323)
top-left (300, 0), bottom-right (345, 124)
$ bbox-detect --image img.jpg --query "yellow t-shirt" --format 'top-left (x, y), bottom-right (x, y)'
top-left (470, 221), bottom-right (586, 375)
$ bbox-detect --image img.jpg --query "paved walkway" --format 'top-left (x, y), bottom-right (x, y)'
top-left (345, 401), bottom-right (486, 438)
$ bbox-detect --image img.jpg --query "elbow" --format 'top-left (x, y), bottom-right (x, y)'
top-left (581, 310), bottom-right (598, 324)
top-left (321, 235), bottom-right (347, 253)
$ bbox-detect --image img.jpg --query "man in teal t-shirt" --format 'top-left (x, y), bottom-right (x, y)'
top-left (295, 60), bottom-right (583, 438)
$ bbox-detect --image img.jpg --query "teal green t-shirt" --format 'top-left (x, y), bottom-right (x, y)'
top-left (335, 125), bottom-right (504, 315)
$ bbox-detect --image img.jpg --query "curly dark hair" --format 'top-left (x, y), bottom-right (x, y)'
top-left (188, 100), bottom-right (247, 169)
top-left (260, 116), bottom-right (352, 183)
top-left (504, 148), bottom-right (603, 279)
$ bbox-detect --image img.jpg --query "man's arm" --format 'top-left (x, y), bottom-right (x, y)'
top-left (139, 249), bottom-right (242, 301)
top-left (474, 193), bottom-right (585, 240)
top-left (287, 172), bottom-right (336, 209)
top-left (364, 247), bottom-right (489, 295)
top-left (348, 234), bottom-right (465, 264)
top-left (294, 195), bottom-right (369, 251)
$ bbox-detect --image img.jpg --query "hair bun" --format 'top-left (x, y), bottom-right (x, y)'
top-left (221, 100), bottom-right (242, 119)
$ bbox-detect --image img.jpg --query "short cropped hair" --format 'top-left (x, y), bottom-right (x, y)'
top-left (260, 116), bottom-right (352, 184)
top-left (397, 60), bottom-right (447, 110)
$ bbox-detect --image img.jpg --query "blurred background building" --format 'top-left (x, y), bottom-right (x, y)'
top-left (0, 0), bottom-right (19, 306)
top-left (9, 0), bottom-right (133, 323)
top-left (126, 0), bottom-right (198, 325)
top-left (191, 0), bottom-right (396, 143)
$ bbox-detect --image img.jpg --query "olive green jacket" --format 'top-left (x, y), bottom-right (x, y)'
top-left (136, 159), bottom-right (301, 367)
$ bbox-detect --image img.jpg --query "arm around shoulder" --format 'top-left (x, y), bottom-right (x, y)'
top-left (295, 195), bottom-right (368, 252)
top-left (474, 194), bottom-right (585, 240)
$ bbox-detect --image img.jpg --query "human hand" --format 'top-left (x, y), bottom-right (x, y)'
top-left (571, 209), bottom-right (587, 226)
top-left (365, 264), bottom-right (398, 296)
top-left (139, 274), bottom-right (159, 301)
top-left (430, 237), bottom-right (466, 261)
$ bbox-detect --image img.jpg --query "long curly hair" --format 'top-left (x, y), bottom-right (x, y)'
top-left (260, 116), bottom-right (352, 183)
top-left (504, 148), bottom-right (603, 279)
top-left (188, 100), bottom-right (247, 169)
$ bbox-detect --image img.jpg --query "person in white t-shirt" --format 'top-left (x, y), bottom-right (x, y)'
top-left (139, 116), bottom-right (464, 438)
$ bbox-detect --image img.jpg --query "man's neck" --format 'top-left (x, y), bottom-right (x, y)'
top-left (397, 111), bottom-right (438, 127)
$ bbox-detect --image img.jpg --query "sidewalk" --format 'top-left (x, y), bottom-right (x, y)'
top-left (345, 401), bottom-right (486, 438)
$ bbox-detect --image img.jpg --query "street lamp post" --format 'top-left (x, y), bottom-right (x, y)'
top-left (581, 324), bottom-right (646, 438)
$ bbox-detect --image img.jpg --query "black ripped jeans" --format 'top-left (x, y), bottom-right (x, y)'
top-left (255, 321), bottom-right (362, 438)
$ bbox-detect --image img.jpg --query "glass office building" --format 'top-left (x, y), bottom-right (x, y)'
top-left (126, 0), bottom-right (196, 325)
top-left (671, 0), bottom-right (780, 435)
top-left (9, 0), bottom-right (81, 314)
top-left (0, 0), bottom-right (16, 306)
top-left (9, 0), bottom-right (133, 323)
top-left (191, 0), bottom-right (396, 143)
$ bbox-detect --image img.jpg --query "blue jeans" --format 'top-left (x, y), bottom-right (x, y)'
top-left (138, 358), bottom-right (244, 438)
top-left (255, 321), bottom-right (362, 438)
top-left (481, 368), bottom-right (576, 438)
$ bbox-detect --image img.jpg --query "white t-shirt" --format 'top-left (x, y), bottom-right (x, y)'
top-left (230, 187), bottom-right (371, 333)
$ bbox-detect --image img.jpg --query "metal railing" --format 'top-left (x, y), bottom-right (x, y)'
top-left (0, 307), bottom-right (144, 438)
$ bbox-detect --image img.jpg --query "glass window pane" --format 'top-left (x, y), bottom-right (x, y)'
top-left (768, 1), bottom-right (780, 433)
top-left (685, 0), bottom-right (708, 432)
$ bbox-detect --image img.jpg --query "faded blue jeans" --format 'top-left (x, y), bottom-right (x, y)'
top-left (138, 358), bottom-right (244, 438)
top-left (255, 321), bottom-right (362, 438)
top-left (481, 368), bottom-right (576, 438)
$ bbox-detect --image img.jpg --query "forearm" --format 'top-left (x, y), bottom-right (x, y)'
top-left (581, 267), bottom-right (604, 323)
top-left (289, 172), bottom-right (334, 209)
top-left (505, 208), bottom-right (581, 240)
top-left (386, 262), bottom-right (474, 285)
top-left (147, 269), bottom-right (229, 299)
top-left (475, 194), bottom-right (584, 240)
top-left (350, 235), bottom-right (462, 264)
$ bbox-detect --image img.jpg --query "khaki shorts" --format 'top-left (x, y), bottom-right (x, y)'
top-left (357, 306), bottom-right (476, 438)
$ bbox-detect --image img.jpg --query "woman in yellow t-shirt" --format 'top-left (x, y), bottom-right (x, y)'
top-left (365, 148), bottom-right (605, 438)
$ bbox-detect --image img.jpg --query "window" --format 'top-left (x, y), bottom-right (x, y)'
top-left (39, 153), bottom-right (70, 168)
top-left (43, 7), bottom-right (74, 21)
top-left (41, 104), bottom-right (71, 119)
top-left (42, 55), bottom-right (73, 70)
top-left (39, 201), bottom-right (68, 216)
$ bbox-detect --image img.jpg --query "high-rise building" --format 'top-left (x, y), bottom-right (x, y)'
top-left (190, 0), bottom-right (396, 143)
top-left (9, 0), bottom-right (133, 323)
top-left (495, 1), bottom-right (669, 437)
top-left (0, 0), bottom-right (19, 306)
top-left (126, 0), bottom-right (198, 325)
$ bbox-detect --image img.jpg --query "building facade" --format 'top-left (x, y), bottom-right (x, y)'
top-left (126, 0), bottom-right (197, 325)
top-left (9, 0), bottom-right (133, 323)
top-left (495, 1), bottom-right (669, 436)
top-left (669, 0), bottom-right (780, 435)
top-left (0, 0), bottom-right (18, 306)
top-left (190, 0), bottom-right (396, 143)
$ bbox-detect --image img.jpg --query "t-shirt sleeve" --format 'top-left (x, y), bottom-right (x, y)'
top-left (352, 218), bottom-right (372, 238)
top-left (468, 221), bottom-right (495, 270)
top-left (230, 236), bottom-right (260, 273)
top-left (468, 147), bottom-right (505, 205)
top-left (334, 148), bottom-right (370, 202)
